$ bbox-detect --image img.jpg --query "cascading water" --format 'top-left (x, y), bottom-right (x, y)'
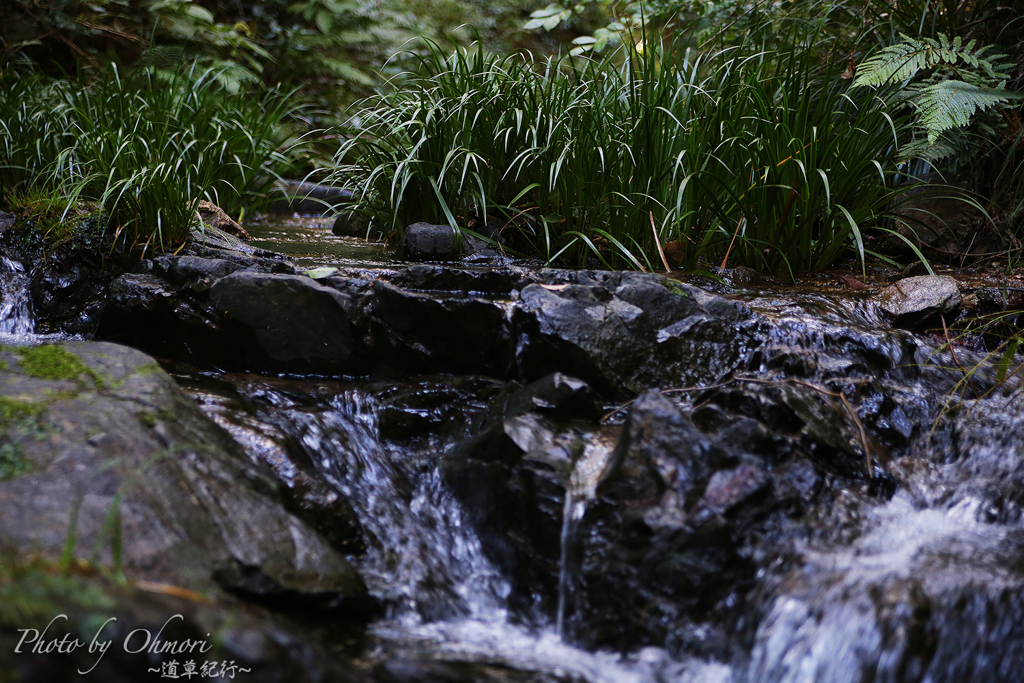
top-left (283, 390), bottom-right (511, 624)
top-left (0, 255), bottom-right (34, 339)
top-left (191, 377), bottom-right (735, 682)
top-left (555, 428), bottom-right (620, 638)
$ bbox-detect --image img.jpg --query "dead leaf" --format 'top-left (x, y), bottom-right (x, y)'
top-left (840, 55), bottom-right (856, 80)
top-left (840, 274), bottom-right (870, 290)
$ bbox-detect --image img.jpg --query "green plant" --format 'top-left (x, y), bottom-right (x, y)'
top-left (853, 33), bottom-right (1023, 155)
top-left (0, 442), bottom-right (32, 480)
top-left (331, 28), bottom-right (919, 274)
top-left (0, 63), bottom-right (299, 248)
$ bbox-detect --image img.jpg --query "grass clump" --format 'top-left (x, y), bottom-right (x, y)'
top-left (331, 27), bottom-right (921, 275)
top-left (16, 345), bottom-right (104, 388)
top-left (0, 63), bottom-right (299, 250)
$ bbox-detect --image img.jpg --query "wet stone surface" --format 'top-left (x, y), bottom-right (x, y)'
top-left (877, 275), bottom-right (962, 328)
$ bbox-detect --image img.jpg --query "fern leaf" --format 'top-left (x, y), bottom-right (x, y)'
top-left (853, 33), bottom-right (1008, 89)
top-left (916, 80), bottom-right (1021, 143)
top-left (853, 40), bottom-right (932, 86)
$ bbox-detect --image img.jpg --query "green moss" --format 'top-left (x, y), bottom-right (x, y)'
top-left (0, 396), bottom-right (44, 423)
top-left (662, 281), bottom-right (692, 298)
top-left (134, 362), bottom-right (162, 376)
top-left (0, 360), bottom-right (7, 371)
top-left (136, 411), bottom-right (157, 428)
top-left (156, 408), bottom-right (178, 423)
top-left (0, 442), bottom-right (31, 479)
top-left (17, 345), bottom-right (105, 389)
top-left (44, 388), bottom-right (80, 402)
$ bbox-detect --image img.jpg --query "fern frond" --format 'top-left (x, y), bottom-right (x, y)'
top-left (853, 33), bottom-right (1006, 88)
top-left (916, 81), bottom-right (1022, 143)
top-left (854, 36), bottom-right (934, 86)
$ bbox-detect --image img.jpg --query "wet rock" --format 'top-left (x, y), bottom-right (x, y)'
top-left (493, 373), bottom-right (598, 422)
top-left (177, 374), bottom-right (366, 554)
top-left (97, 271), bottom-right (232, 364)
top-left (604, 392), bottom-right (728, 511)
top-left (445, 409), bottom-right (614, 620)
top-left (696, 463), bottom-right (771, 517)
top-left (697, 381), bottom-right (890, 485)
top-left (154, 254), bottom-right (247, 286)
top-left (365, 278), bottom-right (512, 376)
top-left (514, 273), bottom-right (764, 394)
top-left (388, 263), bottom-right (521, 294)
top-left (0, 342), bottom-right (368, 606)
top-left (25, 237), bottom-right (124, 337)
top-left (0, 211), bottom-right (14, 233)
top-left (399, 223), bottom-right (461, 261)
top-left (877, 275), bottom-right (962, 328)
top-left (210, 272), bottom-right (359, 371)
top-left (184, 224), bottom-right (290, 266)
top-left (368, 375), bottom-right (505, 443)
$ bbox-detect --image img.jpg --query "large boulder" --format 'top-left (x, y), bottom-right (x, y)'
top-left (0, 341), bottom-right (367, 605)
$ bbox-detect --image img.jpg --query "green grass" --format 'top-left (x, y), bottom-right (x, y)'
top-left (330, 24), bottom-right (920, 275)
top-left (0, 63), bottom-right (300, 249)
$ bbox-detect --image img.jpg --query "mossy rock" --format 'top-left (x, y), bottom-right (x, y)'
top-left (0, 341), bottom-right (368, 606)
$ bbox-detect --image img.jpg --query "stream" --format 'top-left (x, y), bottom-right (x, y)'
top-left (4, 214), bottom-right (1024, 682)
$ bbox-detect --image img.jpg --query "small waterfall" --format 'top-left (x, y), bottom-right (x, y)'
top-left (203, 379), bottom-right (727, 682)
top-left (556, 493), bottom-right (588, 637)
top-left (0, 256), bottom-right (34, 338)
top-left (290, 390), bottom-right (510, 624)
top-left (553, 428), bottom-right (620, 640)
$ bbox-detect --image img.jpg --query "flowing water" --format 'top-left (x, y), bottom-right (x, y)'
top-left (245, 214), bottom-right (398, 270)
top-left (186, 375), bottom-right (712, 681)
top-left (0, 255), bottom-right (34, 340)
